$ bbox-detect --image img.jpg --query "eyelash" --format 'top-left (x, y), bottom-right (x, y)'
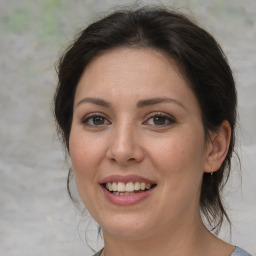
top-left (80, 112), bottom-right (111, 127)
top-left (80, 112), bottom-right (175, 128)
top-left (143, 112), bottom-right (176, 127)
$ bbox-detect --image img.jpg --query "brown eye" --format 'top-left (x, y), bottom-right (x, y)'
top-left (92, 116), bottom-right (105, 125)
top-left (144, 113), bottom-right (175, 126)
top-left (82, 114), bottom-right (110, 127)
top-left (152, 116), bottom-right (167, 125)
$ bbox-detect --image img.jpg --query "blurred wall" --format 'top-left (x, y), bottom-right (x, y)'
top-left (0, 0), bottom-right (255, 255)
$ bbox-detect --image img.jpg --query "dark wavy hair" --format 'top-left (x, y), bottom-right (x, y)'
top-left (54, 7), bottom-right (237, 234)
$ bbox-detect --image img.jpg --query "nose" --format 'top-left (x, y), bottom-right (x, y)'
top-left (106, 123), bottom-right (145, 165)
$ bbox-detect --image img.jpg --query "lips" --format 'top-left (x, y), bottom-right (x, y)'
top-left (100, 175), bottom-right (157, 206)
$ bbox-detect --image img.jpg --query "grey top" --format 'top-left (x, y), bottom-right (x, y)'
top-left (231, 247), bottom-right (252, 256)
top-left (93, 246), bottom-right (252, 256)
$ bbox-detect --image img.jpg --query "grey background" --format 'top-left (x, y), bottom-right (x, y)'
top-left (0, 0), bottom-right (255, 255)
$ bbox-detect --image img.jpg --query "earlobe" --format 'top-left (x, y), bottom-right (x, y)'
top-left (204, 120), bottom-right (231, 173)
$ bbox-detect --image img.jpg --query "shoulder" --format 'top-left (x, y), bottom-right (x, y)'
top-left (231, 246), bottom-right (252, 256)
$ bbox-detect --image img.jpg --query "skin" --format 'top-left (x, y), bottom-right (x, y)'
top-left (69, 48), bottom-right (234, 256)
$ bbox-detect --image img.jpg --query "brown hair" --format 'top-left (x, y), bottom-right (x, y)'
top-left (54, 7), bottom-right (237, 234)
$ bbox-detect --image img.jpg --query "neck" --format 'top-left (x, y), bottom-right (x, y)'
top-left (102, 215), bottom-right (214, 256)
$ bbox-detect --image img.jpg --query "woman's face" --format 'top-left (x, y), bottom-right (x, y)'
top-left (69, 48), bottom-right (212, 239)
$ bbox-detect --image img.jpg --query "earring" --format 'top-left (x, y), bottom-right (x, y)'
top-left (211, 172), bottom-right (213, 176)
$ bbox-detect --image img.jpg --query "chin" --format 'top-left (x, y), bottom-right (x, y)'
top-left (103, 225), bottom-right (152, 241)
top-left (99, 213), bottom-right (156, 240)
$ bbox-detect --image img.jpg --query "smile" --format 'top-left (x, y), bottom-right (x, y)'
top-left (104, 181), bottom-right (155, 196)
top-left (100, 175), bottom-right (157, 205)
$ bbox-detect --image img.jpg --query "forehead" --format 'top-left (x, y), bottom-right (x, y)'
top-left (74, 47), bottom-right (195, 106)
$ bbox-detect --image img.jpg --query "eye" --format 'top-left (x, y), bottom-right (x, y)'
top-left (144, 113), bottom-right (175, 126)
top-left (81, 113), bottom-right (111, 127)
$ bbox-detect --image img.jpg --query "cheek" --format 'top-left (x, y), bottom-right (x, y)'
top-left (146, 129), bottom-right (206, 188)
top-left (150, 137), bottom-right (204, 169)
top-left (150, 132), bottom-right (205, 210)
top-left (69, 128), bottom-right (103, 172)
top-left (68, 128), bottom-right (104, 196)
top-left (68, 129), bottom-right (105, 211)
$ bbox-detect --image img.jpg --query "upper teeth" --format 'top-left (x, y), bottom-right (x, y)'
top-left (106, 181), bottom-right (152, 192)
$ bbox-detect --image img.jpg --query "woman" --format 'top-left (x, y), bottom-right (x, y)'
top-left (54, 7), bottom-right (252, 256)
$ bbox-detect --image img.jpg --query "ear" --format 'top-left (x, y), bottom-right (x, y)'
top-left (204, 120), bottom-right (231, 173)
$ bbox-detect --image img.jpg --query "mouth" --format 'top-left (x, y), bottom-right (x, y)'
top-left (102, 181), bottom-right (157, 196)
top-left (100, 175), bottom-right (157, 205)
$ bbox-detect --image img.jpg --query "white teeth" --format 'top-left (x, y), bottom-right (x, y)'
top-left (140, 182), bottom-right (146, 190)
top-left (112, 182), bottom-right (117, 191)
top-left (134, 182), bottom-right (140, 191)
top-left (105, 181), bottom-right (154, 193)
top-left (146, 183), bottom-right (152, 189)
top-left (107, 182), bottom-right (113, 191)
top-left (126, 182), bottom-right (134, 192)
top-left (117, 182), bottom-right (126, 192)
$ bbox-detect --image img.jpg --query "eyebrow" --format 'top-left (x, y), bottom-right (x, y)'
top-left (76, 97), bottom-right (186, 110)
top-left (76, 97), bottom-right (112, 108)
top-left (137, 97), bottom-right (186, 110)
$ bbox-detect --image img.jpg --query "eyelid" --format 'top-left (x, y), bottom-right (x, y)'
top-left (145, 111), bottom-right (175, 120)
top-left (80, 112), bottom-right (111, 126)
top-left (143, 112), bottom-right (176, 125)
